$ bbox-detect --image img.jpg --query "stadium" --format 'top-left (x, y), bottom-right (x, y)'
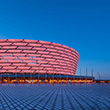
top-left (0, 39), bottom-right (94, 84)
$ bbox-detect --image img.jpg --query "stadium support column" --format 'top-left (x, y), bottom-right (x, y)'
top-left (7, 67), bottom-right (9, 84)
top-left (45, 72), bottom-right (47, 84)
top-left (1, 74), bottom-right (2, 84)
top-left (31, 70), bottom-right (32, 84)
top-left (38, 70), bottom-right (39, 84)
top-left (66, 64), bottom-right (69, 85)
top-left (15, 70), bottom-right (17, 85)
top-left (53, 67), bottom-right (54, 84)
top-left (59, 70), bottom-right (61, 84)
top-left (67, 73), bottom-right (68, 85)
top-left (66, 65), bottom-right (68, 85)
top-left (6, 67), bottom-right (9, 84)
top-left (23, 72), bottom-right (25, 84)
top-left (0, 73), bottom-right (2, 84)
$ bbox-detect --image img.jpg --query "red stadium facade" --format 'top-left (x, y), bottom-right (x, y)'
top-left (0, 39), bottom-right (94, 84)
top-left (0, 39), bottom-right (79, 75)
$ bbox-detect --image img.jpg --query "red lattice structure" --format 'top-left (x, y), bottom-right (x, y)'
top-left (0, 39), bottom-right (79, 75)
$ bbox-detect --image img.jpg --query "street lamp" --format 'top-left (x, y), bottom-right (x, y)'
top-left (97, 72), bottom-right (101, 80)
top-left (73, 70), bottom-right (75, 85)
top-left (80, 68), bottom-right (81, 85)
top-left (86, 68), bottom-right (88, 85)
top-left (91, 68), bottom-right (94, 85)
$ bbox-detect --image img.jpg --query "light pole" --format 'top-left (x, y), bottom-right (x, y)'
top-left (97, 72), bottom-right (100, 80)
top-left (97, 72), bottom-right (101, 84)
top-left (73, 70), bottom-right (75, 85)
top-left (80, 68), bottom-right (81, 85)
top-left (91, 68), bottom-right (93, 85)
top-left (86, 68), bottom-right (87, 85)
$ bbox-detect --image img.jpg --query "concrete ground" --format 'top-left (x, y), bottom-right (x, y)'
top-left (0, 84), bottom-right (110, 110)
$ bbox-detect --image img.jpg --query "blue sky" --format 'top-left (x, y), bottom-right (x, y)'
top-left (0, 0), bottom-right (110, 79)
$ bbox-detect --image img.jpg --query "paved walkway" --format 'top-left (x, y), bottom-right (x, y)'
top-left (0, 84), bottom-right (110, 110)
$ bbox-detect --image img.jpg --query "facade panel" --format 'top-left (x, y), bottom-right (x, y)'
top-left (0, 39), bottom-right (79, 75)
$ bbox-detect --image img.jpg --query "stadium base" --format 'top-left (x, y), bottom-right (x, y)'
top-left (0, 74), bottom-right (95, 84)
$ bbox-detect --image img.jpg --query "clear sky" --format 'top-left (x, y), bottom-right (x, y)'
top-left (0, 0), bottom-right (110, 79)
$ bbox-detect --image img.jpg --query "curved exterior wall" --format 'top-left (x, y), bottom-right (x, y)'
top-left (0, 39), bottom-right (79, 75)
